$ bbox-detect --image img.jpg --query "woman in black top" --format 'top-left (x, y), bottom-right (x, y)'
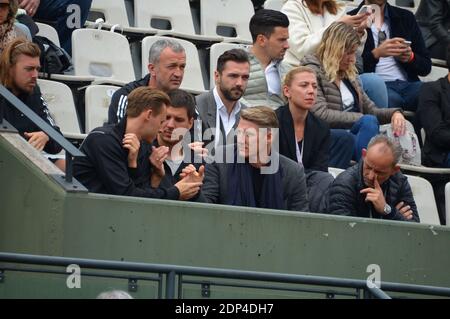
top-left (276, 66), bottom-right (334, 212)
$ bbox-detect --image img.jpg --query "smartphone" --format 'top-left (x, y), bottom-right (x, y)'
top-left (358, 5), bottom-right (372, 14)
top-left (404, 40), bottom-right (412, 46)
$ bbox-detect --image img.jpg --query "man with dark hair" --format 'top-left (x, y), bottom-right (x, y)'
top-left (0, 38), bottom-right (63, 167)
top-left (242, 9), bottom-right (291, 110)
top-left (197, 106), bottom-right (309, 212)
top-left (349, 0), bottom-right (431, 111)
top-left (196, 48), bottom-right (250, 150)
top-left (154, 89), bottom-right (205, 189)
top-left (416, 44), bottom-right (450, 224)
top-left (74, 87), bottom-right (203, 200)
top-left (323, 135), bottom-right (419, 222)
top-left (108, 38), bottom-right (186, 124)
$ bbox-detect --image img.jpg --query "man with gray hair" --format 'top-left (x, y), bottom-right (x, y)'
top-left (322, 135), bottom-right (419, 222)
top-left (108, 38), bottom-right (186, 124)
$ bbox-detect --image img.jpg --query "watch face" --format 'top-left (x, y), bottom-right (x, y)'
top-left (384, 204), bottom-right (391, 215)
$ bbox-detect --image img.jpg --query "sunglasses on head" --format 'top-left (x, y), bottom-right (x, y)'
top-left (378, 30), bottom-right (387, 46)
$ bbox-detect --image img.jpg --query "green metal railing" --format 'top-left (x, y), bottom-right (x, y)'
top-left (6, 252), bottom-right (450, 299)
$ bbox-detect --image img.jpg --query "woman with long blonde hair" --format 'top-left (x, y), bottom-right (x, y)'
top-left (301, 22), bottom-right (406, 161)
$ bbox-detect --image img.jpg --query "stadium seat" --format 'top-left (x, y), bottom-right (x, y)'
top-left (36, 22), bottom-right (60, 47)
top-left (406, 175), bottom-right (440, 225)
top-left (141, 36), bottom-right (207, 94)
top-left (133, 0), bottom-right (223, 45)
top-left (446, 182), bottom-right (450, 226)
top-left (264, 0), bottom-right (285, 11)
top-left (72, 29), bottom-right (135, 83)
top-left (209, 42), bottom-right (248, 89)
top-left (88, 0), bottom-right (130, 27)
top-left (37, 79), bottom-right (86, 139)
top-left (419, 66), bottom-right (448, 83)
top-left (85, 85), bottom-right (120, 132)
top-left (199, 0), bottom-right (254, 44)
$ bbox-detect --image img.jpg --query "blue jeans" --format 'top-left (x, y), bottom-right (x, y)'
top-left (35, 0), bottom-right (93, 55)
top-left (385, 80), bottom-right (423, 112)
top-left (359, 73), bottom-right (389, 108)
top-left (446, 153), bottom-right (450, 168)
top-left (329, 129), bottom-right (355, 169)
top-left (350, 115), bottom-right (379, 161)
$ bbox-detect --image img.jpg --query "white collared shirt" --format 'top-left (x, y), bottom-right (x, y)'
top-left (371, 22), bottom-right (407, 82)
top-left (213, 87), bottom-right (242, 147)
top-left (265, 61), bottom-right (282, 96)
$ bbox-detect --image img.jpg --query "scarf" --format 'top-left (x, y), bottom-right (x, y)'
top-left (226, 146), bottom-right (285, 210)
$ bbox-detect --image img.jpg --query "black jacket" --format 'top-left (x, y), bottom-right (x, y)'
top-left (107, 74), bottom-right (151, 124)
top-left (415, 0), bottom-right (450, 48)
top-left (0, 85), bottom-right (62, 154)
top-left (323, 161), bottom-right (420, 222)
top-left (276, 105), bottom-right (330, 173)
top-left (349, 2), bottom-right (431, 81)
top-left (73, 119), bottom-right (180, 199)
top-left (417, 76), bottom-right (450, 167)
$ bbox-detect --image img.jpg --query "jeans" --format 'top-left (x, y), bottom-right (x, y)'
top-left (446, 153), bottom-right (450, 168)
top-left (350, 115), bottom-right (379, 161)
top-left (385, 80), bottom-right (423, 112)
top-left (329, 129), bottom-right (355, 169)
top-left (359, 73), bottom-right (389, 108)
top-left (35, 0), bottom-right (93, 55)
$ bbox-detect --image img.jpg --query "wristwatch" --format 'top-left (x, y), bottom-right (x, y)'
top-left (383, 204), bottom-right (392, 215)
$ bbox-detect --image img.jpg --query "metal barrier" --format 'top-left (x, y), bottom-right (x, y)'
top-left (0, 85), bottom-right (85, 189)
top-left (5, 252), bottom-right (450, 299)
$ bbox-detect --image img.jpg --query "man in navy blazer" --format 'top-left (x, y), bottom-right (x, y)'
top-left (349, 0), bottom-right (431, 111)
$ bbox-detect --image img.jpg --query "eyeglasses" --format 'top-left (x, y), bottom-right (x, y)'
top-left (378, 30), bottom-right (387, 46)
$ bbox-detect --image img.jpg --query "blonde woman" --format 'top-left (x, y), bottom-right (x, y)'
top-left (301, 22), bottom-right (406, 161)
top-left (0, 0), bottom-right (27, 54)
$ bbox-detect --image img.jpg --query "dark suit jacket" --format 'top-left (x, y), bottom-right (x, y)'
top-left (417, 76), bottom-right (450, 167)
top-left (195, 89), bottom-right (246, 147)
top-left (275, 105), bottom-right (330, 173)
top-left (415, 0), bottom-right (450, 48)
top-left (197, 146), bottom-right (309, 212)
top-left (349, 2), bottom-right (432, 81)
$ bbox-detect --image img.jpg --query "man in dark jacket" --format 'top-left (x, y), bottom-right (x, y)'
top-left (74, 87), bottom-right (203, 200)
top-left (415, 0), bottom-right (450, 60)
top-left (108, 38), bottom-right (186, 124)
top-left (350, 1), bottom-right (431, 111)
top-left (418, 44), bottom-right (450, 168)
top-left (154, 89), bottom-right (205, 189)
top-left (197, 106), bottom-right (309, 212)
top-left (323, 135), bottom-right (419, 222)
top-left (0, 39), bottom-right (62, 156)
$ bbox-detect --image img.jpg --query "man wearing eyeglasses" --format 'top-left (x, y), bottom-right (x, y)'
top-left (349, 0), bottom-right (431, 112)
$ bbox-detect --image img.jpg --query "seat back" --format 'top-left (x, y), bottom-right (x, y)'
top-left (35, 22), bottom-right (60, 47)
top-left (446, 182), bottom-right (450, 226)
top-left (134, 0), bottom-right (196, 35)
top-left (406, 175), bottom-right (440, 225)
top-left (200, 0), bottom-right (254, 42)
top-left (209, 42), bottom-right (247, 89)
top-left (72, 29), bottom-right (135, 82)
top-left (37, 79), bottom-right (82, 135)
top-left (419, 66), bottom-right (448, 82)
top-left (141, 36), bottom-right (205, 92)
top-left (85, 85), bottom-right (120, 132)
top-left (264, 0), bottom-right (285, 11)
top-left (89, 0), bottom-right (130, 27)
